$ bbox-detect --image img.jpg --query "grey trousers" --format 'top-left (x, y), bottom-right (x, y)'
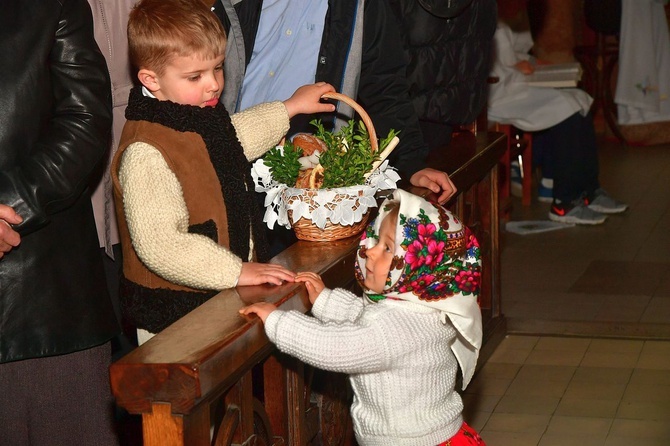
top-left (0, 342), bottom-right (119, 446)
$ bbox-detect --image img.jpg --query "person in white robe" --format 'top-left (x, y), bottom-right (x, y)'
top-left (615, 0), bottom-right (670, 125)
top-left (488, 22), bottom-right (627, 225)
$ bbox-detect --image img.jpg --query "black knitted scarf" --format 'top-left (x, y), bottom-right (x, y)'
top-left (125, 86), bottom-right (269, 262)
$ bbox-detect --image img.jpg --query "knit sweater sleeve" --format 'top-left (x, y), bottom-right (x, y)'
top-left (118, 142), bottom-right (243, 289)
top-left (230, 101), bottom-right (289, 161)
top-left (263, 308), bottom-right (391, 374)
top-left (310, 288), bottom-right (366, 323)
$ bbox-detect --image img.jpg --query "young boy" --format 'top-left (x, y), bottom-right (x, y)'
top-left (111, 0), bottom-right (336, 345)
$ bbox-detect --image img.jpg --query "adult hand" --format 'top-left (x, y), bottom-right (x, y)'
top-left (295, 272), bottom-right (325, 304)
top-left (0, 205), bottom-right (22, 259)
top-left (239, 302), bottom-right (277, 324)
top-left (410, 168), bottom-right (457, 204)
top-left (283, 82), bottom-right (336, 118)
top-left (238, 262), bottom-right (296, 286)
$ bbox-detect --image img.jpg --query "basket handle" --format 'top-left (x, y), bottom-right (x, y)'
top-left (321, 92), bottom-right (378, 153)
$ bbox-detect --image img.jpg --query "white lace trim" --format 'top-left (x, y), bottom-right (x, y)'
top-left (251, 149), bottom-right (399, 230)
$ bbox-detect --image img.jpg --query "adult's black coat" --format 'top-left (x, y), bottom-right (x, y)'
top-left (0, 0), bottom-right (119, 363)
top-left (215, 0), bottom-right (431, 180)
top-left (389, 0), bottom-right (498, 126)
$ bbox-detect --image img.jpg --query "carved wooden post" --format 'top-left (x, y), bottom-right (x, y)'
top-left (263, 353), bottom-right (311, 445)
top-left (142, 402), bottom-right (209, 446)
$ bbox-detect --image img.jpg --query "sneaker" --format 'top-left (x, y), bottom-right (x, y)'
top-left (585, 188), bottom-right (628, 214)
top-left (549, 199), bottom-right (607, 225)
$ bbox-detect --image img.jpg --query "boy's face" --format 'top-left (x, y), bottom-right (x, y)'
top-left (141, 53), bottom-right (225, 107)
top-left (363, 214), bottom-right (396, 293)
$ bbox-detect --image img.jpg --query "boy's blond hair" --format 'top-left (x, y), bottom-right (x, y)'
top-left (128, 0), bottom-right (227, 75)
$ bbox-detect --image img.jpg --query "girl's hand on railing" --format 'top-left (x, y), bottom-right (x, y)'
top-left (239, 302), bottom-right (277, 323)
top-left (295, 272), bottom-right (325, 304)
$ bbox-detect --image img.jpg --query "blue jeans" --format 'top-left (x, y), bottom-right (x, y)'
top-left (532, 112), bottom-right (600, 202)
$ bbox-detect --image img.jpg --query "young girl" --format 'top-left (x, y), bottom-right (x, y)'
top-left (240, 189), bottom-right (485, 445)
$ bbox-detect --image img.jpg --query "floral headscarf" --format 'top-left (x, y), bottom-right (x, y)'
top-left (355, 189), bottom-right (483, 388)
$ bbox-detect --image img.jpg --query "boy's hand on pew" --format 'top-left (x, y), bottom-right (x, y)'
top-left (238, 262), bottom-right (296, 286)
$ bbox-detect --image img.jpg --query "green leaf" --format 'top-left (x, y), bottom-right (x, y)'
top-left (313, 119), bottom-right (380, 188)
top-left (264, 142), bottom-right (301, 186)
top-left (262, 119), bottom-right (398, 189)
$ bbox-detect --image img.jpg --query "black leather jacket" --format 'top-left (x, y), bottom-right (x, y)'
top-left (215, 0), bottom-right (430, 180)
top-left (0, 0), bottom-right (118, 363)
top-left (389, 0), bottom-right (497, 125)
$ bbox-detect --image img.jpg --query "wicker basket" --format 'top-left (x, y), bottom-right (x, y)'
top-left (283, 186), bottom-right (374, 241)
top-left (285, 92), bottom-right (379, 242)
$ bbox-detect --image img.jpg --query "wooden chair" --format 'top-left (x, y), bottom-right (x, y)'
top-left (494, 123), bottom-right (533, 217)
top-left (484, 76), bottom-right (532, 220)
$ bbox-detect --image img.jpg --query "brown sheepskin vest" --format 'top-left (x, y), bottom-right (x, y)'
top-left (110, 87), bottom-right (269, 333)
top-left (112, 120), bottom-right (233, 292)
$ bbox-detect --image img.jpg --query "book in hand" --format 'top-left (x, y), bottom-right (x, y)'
top-left (524, 62), bottom-right (583, 88)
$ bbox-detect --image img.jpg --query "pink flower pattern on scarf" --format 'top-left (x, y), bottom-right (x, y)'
top-left (355, 194), bottom-right (481, 303)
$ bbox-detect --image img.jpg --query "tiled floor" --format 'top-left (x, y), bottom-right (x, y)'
top-left (464, 135), bottom-right (670, 445)
top-left (464, 335), bottom-right (670, 445)
top-left (500, 137), bottom-right (670, 338)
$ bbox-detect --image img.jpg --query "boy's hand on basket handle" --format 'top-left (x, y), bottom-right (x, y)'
top-left (238, 262), bottom-right (296, 286)
top-left (284, 82), bottom-right (336, 118)
top-left (410, 168), bottom-right (457, 204)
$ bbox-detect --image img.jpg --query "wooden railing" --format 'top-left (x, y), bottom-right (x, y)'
top-left (110, 130), bottom-right (508, 446)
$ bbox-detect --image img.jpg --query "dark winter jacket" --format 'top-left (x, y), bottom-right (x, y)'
top-left (389, 0), bottom-right (498, 125)
top-left (214, 0), bottom-right (430, 179)
top-left (0, 0), bottom-right (118, 363)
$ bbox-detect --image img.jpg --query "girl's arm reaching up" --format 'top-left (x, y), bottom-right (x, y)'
top-left (295, 272), bottom-right (366, 323)
top-left (295, 272), bottom-right (324, 304)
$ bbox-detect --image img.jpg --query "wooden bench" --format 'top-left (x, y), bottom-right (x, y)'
top-left (110, 131), bottom-right (508, 446)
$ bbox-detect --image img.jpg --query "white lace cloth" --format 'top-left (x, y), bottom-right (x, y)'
top-left (251, 151), bottom-right (400, 230)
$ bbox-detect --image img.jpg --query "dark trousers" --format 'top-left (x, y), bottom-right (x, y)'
top-left (0, 342), bottom-right (119, 446)
top-left (532, 112), bottom-right (600, 202)
top-left (101, 244), bottom-right (138, 358)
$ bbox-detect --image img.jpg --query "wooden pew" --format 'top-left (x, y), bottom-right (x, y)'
top-left (110, 130), bottom-right (507, 446)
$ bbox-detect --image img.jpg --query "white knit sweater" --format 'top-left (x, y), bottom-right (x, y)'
top-left (264, 288), bottom-right (464, 446)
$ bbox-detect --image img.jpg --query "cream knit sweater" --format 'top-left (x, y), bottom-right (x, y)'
top-left (264, 288), bottom-right (465, 446)
top-left (118, 101), bottom-right (289, 291)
